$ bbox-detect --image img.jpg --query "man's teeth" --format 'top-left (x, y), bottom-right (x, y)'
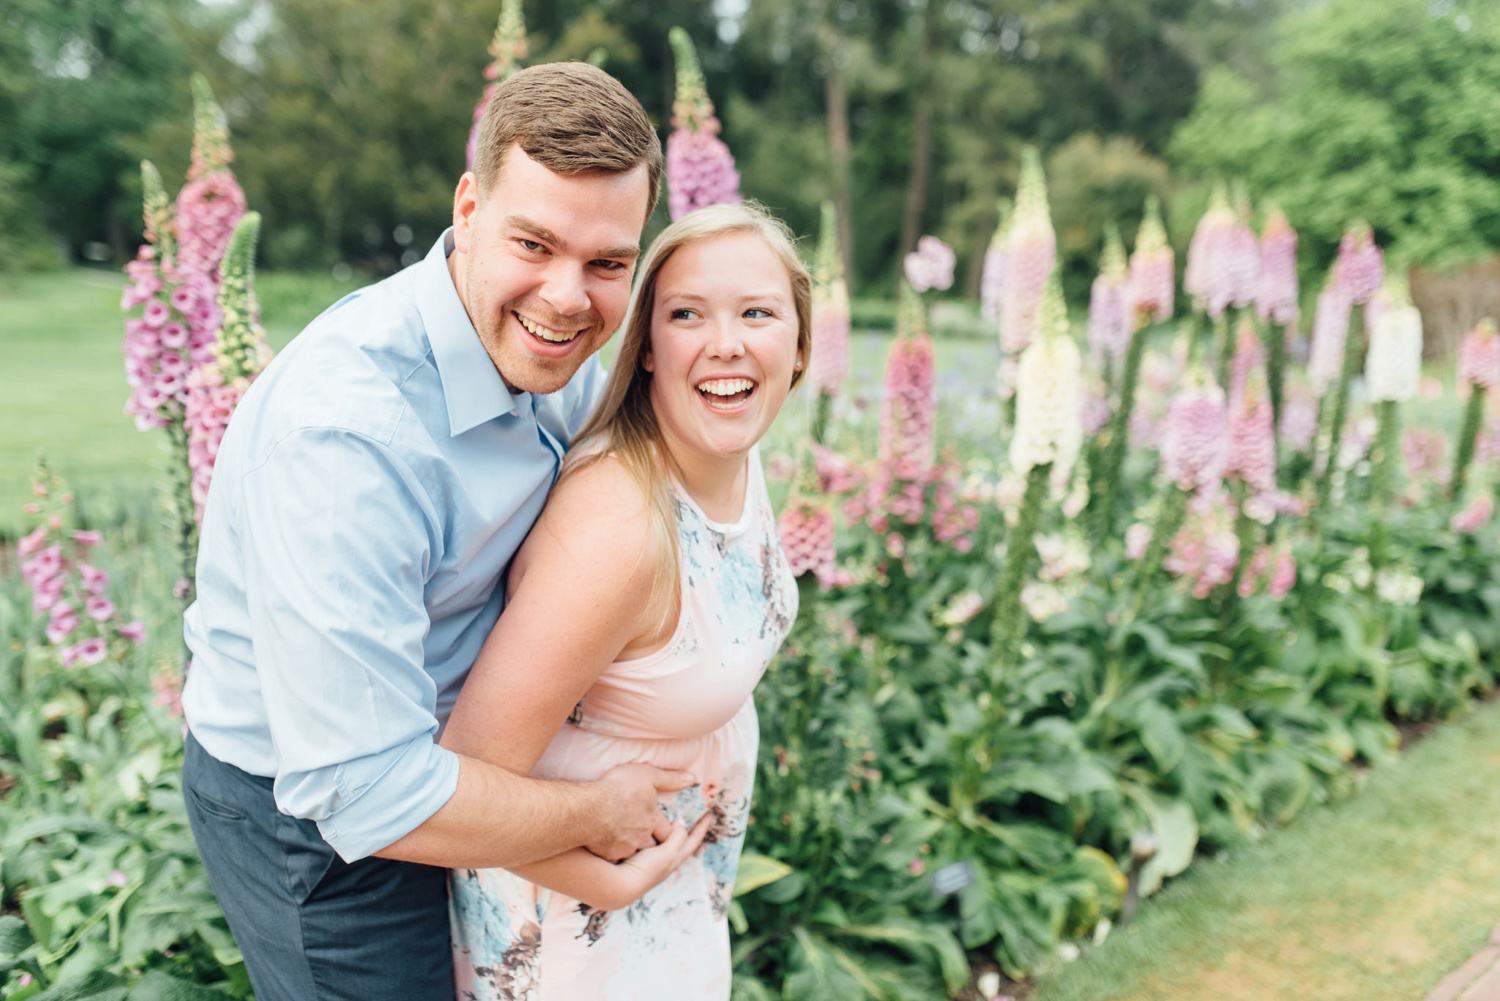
top-left (697, 378), bottom-right (756, 397)
top-left (516, 313), bottom-right (579, 343)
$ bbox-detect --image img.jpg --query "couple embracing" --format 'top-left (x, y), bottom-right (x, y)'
top-left (180, 61), bottom-right (808, 1000)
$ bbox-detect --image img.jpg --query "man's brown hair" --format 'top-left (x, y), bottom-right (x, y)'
top-left (472, 62), bottom-right (663, 221)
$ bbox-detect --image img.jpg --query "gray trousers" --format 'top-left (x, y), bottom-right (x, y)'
top-left (182, 731), bottom-right (454, 1000)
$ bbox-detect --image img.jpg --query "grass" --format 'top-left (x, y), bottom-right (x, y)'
top-left (1029, 697), bottom-right (1500, 1001)
top-left (0, 267), bottom-right (1001, 535)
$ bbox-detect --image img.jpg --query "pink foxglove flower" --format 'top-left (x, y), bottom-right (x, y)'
top-left (176, 76), bottom-right (246, 278)
top-left (1219, 215), bottom-right (1261, 317)
top-left (1306, 282), bottom-right (1351, 394)
top-left (999, 149), bottom-right (1055, 354)
top-left (879, 293), bottom-right (937, 480)
top-left (1184, 185), bottom-right (1234, 308)
top-left (808, 202), bottom-right (851, 397)
top-left (980, 208), bottom-right (1010, 323)
top-left (185, 213), bottom-right (273, 524)
top-left (1165, 495), bottom-right (1240, 599)
top-left (1223, 371), bottom-right (1277, 495)
top-left (1333, 223), bottom-right (1384, 305)
top-left (1088, 226), bottom-right (1131, 363)
top-left (1128, 197), bottom-right (1174, 324)
top-left (1227, 319), bottom-right (1264, 408)
top-left (1267, 546), bottom-right (1297, 599)
top-left (1010, 279), bottom-right (1082, 475)
top-left (466, 0), bottom-right (528, 171)
top-left (1161, 370), bottom-right (1227, 493)
top-left (777, 498), bottom-right (836, 587)
top-left (666, 28), bottom-right (742, 220)
top-left (1256, 207), bottom-right (1299, 325)
top-left (903, 235), bottom-right (956, 293)
top-left (1451, 494), bottom-right (1493, 534)
top-left (1458, 319), bottom-right (1500, 390)
top-left (1278, 387), bottom-right (1319, 451)
top-left (1365, 288), bottom-right (1423, 403)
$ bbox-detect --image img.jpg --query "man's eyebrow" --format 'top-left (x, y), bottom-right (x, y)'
top-left (505, 215), bottom-right (639, 261)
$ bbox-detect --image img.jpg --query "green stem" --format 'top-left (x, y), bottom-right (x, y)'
top-left (1093, 324), bottom-right (1148, 541)
top-left (1215, 312), bottom-right (1236, 394)
top-left (1370, 399), bottom-right (1401, 506)
top-left (1131, 486), bottom-right (1191, 620)
top-left (1450, 385), bottom-right (1486, 501)
top-left (811, 390), bottom-right (832, 446)
top-left (990, 462), bottom-right (1051, 677)
top-left (1313, 306), bottom-right (1364, 534)
top-left (1266, 320), bottom-right (1286, 481)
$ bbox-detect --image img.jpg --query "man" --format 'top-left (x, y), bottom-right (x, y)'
top-left (180, 62), bottom-right (686, 999)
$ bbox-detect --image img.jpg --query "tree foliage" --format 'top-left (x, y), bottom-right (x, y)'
top-left (1170, 0), bottom-right (1500, 271)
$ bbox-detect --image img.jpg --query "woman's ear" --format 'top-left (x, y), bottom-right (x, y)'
top-left (642, 350), bottom-right (654, 373)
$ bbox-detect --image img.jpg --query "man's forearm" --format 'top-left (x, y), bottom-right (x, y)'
top-left (372, 753), bottom-right (603, 869)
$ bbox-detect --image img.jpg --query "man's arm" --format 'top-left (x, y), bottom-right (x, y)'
top-left (238, 429), bottom-right (685, 865)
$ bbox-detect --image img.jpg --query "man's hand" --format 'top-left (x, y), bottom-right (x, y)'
top-left (584, 763), bottom-right (695, 862)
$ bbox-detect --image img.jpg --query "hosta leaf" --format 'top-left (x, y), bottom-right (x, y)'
top-left (125, 970), bottom-right (228, 1001)
top-left (733, 854), bottom-right (793, 897)
top-left (1135, 701), bottom-right (1186, 772)
top-left (1136, 796), bottom-right (1198, 898)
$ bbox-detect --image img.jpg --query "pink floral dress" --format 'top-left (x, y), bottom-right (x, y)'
top-left (450, 452), bottom-right (797, 1000)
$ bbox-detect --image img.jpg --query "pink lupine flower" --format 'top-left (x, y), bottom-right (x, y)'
top-left (1256, 208), bottom-right (1299, 325)
top-left (1223, 373), bottom-right (1276, 495)
top-left (666, 28), bottom-right (742, 220)
top-left (1128, 198), bottom-right (1174, 323)
top-left (811, 443), bottom-right (862, 494)
top-left (466, 0), bottom-right (528, 171)
top-left (1306, 283), bottom-right (1351, 394)
top-left (1451, 495), bottom-right (1493, 534)
top-left (1161, 371), bottom-right (1227, 493)
top-left (904, 235), bottom-right (956, 293)
top-left (1227, 320), bottom-right (1264, 407)
top-left (999, 148), bottom-right (1055, 354)
top-left (1165, 496), bottom-right (1241, 599)
top-left (1088, 227), bottom-right (1131, 363)
top-left (1237, 545), bottom-right (1270, 599)
top-left (1219, 216), bottom-right (1261, 317)
top-left (1333, 224), bottom-right (1384, 305)
top-left (777, 498), bottom-right (837, 587)
top-left (1458, 319), bottom-right (1500, 390)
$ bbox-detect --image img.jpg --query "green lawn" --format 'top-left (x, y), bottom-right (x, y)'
top-left (1030, 698), bottom-right (1500, 1001)
top-left (0, 267), bottom-right (1002, 535)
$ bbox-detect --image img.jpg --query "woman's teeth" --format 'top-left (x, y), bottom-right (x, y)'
top-left (516, 312), bottom-right (579, 343)
top-left (697, 378), bottom-right (756, 409)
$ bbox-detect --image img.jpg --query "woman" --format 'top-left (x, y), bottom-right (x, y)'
top-left (443, 202), bottom-right (810, 999)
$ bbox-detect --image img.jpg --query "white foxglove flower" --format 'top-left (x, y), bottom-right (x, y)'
top-left (1366, 300), bottom-right (1423, 402)
top-left (1009, 280), bottom-right (1082, 475)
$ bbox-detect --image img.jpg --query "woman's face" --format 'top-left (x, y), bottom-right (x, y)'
top-left (645, 231), bottom-right (802, 469)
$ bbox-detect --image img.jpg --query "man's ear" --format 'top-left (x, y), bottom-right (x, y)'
top-left (452, 172), bottom-right (479, 255)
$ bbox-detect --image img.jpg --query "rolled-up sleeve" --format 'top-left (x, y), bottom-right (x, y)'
top-left (239, 427), bottom-right (460, 861)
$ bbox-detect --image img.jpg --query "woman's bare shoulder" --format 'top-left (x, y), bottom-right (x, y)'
top-left (512, 453), bottom-right (660, 587)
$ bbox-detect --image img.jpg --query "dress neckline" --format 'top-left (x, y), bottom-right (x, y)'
top-left (670, 447), bottom-right (758, 537)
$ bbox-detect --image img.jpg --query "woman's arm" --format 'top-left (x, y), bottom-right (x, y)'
top-left (440, 457), bottom-right (683, 878)
top-left (509, 812), bottom-right (714, 911)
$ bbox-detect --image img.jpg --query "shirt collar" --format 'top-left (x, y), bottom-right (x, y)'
top-left (416, 228), bottom-right (520, 436)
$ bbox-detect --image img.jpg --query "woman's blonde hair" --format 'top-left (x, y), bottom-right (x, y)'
top-left (564, 202), bottom-right (812, 631)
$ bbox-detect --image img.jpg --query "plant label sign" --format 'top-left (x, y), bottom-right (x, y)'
top-left (931, 860), bottom-right (975, 897)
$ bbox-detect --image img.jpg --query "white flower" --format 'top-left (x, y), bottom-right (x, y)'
top-left (1009, 325), bottom-right (1082, 475)
top-left (1366, 301), bottom-right (1423, 402)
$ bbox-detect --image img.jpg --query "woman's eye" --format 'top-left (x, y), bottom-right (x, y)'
top-left (670, 308), bottom-right (699, 321)
top-left (744, 307), bottom-right (772, 319)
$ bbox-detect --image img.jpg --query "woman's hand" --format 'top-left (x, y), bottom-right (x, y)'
top-left (603, 809), bottom-right (715, 909)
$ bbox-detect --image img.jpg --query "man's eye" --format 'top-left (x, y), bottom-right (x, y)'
top-left (518, 239), bottom-right (544, 252)
top-left (592, 259), bottom-right (627, 272)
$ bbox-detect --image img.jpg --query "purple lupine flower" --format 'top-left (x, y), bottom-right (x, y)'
top-left (1218, 215), bottom-right (1261, 317)
top-left (1256, 207), bottom-right (1299, 325)
top-left (1088, 226), bottom-right (1131, 363)
top-left (666, 28), bottom-right (742, 220)
top-left (903, 235), bottom-right (956, 293)
top-left (999, 148), bottom-right (1055, 354)
top-left (1333, 223), bottom-right (1384, 305)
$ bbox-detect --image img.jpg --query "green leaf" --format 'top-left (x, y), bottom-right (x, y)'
top-left (733, 854), bottom-right (793, 898)
top-left (1135, 701), bottom-right (1186, 772)
top-left (126, 970), bottom-right (232, 1001)
top-left (1136, 797), bottom-right (1198, 898)
top-left (29, 970), bottom-right (128, 1001)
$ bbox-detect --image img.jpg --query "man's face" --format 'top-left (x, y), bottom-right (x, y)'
top-left (450, 147), bottom-right (651, 394)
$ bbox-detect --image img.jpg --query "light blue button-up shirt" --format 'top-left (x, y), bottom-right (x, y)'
top-left (182, 231), bottom-right (605, 862)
